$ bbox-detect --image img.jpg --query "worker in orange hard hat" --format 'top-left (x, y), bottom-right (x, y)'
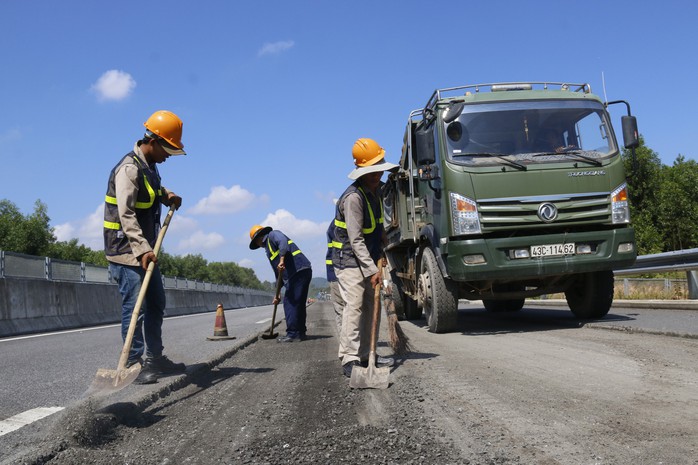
top-left (103, 110), bottom-right (187, 385)
top-left (250, 225), bottom-right (313, 342)
top-left (333, 138), bottom-right (398, 379)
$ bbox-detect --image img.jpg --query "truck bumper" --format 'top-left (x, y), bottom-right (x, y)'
top-left (444, 228), bottom-right (636, 281)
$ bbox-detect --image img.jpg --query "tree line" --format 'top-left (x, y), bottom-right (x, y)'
top-left (0, 200), bottom-right (271, 291)
top-left (1, 136), bottom-right (695, 286)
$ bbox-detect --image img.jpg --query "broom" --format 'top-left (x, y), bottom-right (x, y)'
top-left (380, 259), bottom-right (411, 356)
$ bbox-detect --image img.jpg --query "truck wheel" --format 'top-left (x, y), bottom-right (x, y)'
top-left (418, 247), bottom-right (458, 333)
top-left (483, 299), bottom-right (525, 312)
top-left (565, 271), bottom-right (614, 319)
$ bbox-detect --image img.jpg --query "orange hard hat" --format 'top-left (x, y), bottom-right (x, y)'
top-left (144, 110), bottom-right (185, 151)
top-left (249, 225), bottom-right (272, 250)
top-left (352, 138), bottom-right (385, 167)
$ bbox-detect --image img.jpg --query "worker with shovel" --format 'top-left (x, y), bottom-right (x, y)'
top-left (103, 110), bottom-right (188, 385)
top-left (249, 226), bottom-right (312, 343)
top-left (332, 138), bottom-right (398, 380)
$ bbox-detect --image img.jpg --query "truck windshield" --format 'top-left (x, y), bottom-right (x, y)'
top-left (443, 100), bottom-right (617, 167)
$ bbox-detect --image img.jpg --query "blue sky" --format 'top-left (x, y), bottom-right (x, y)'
top-left (1, 0), bottom-right (696, 283)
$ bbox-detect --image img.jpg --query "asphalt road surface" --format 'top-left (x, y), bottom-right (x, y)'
top-left (2, 301), bottom-right (697, 464)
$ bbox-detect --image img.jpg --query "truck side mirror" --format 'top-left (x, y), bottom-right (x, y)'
top-left (443, 101), bottom-right (465, 124)
top-left (415, 125), bottom-right (435, 165)
top-left (621, 116), bottom-right (639, 149)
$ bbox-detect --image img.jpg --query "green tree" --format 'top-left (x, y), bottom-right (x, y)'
top-left (656, 156), bottom-right (698, 251)
top-left (0, 199), bottom-right (54, 255)
top-left (622, 137), bottom-right (664, 255)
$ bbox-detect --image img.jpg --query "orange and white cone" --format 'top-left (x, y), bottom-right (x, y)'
top-left (206, 304), bottom-right (236, 341)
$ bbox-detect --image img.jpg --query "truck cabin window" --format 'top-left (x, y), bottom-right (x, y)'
top-left (443, 100), bottom-right (616, 167)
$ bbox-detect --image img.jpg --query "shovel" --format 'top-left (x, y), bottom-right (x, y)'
top-left (349, 277), bottom-right (390, 389)
top-left (261, 272), bottom-right (284, 339)
top-left (90, 205), bottom-right (175, 393)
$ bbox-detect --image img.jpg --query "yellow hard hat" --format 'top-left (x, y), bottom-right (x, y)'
top-left (144, 110), bottom-right (186, 154)
top-left (352, 138), bottom-right (385, 167)
top-left (249, 225), bottom-right (272, 250)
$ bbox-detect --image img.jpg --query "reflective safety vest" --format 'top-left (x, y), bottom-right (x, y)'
top-left (325, 221), bottom-right (340, 282)
top-left (263, 230), bottom-right (312, 284)
top-left (104, 152), bottom-right (162, 257)
top-left (332, 182), bottom-right (383, 270)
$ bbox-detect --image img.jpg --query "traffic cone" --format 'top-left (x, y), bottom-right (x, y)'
top-left (206, 304), bottom-right (237, 341)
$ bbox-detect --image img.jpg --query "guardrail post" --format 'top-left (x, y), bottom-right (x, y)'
top-left (687, 271), bottom-right (698, 299)
top-left (45, 257), bottom-right (51, 280)
top-left (0, 250), bottom-right (4, 278)
top-left (623, 278), bottom-right (629, 297)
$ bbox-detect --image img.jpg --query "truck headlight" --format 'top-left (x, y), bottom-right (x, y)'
top-left (450, 192), bottom-right (481, 235)
top-left (611, 182), bottom-right (631, 224)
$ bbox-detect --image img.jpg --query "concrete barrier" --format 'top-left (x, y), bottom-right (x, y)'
top-left (0, 277), bottom-right (272, 338)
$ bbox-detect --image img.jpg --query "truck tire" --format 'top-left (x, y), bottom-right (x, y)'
top-left (418, 247), bottom-right (458, 333)
top-left (483, 298), bottom-right (525, 312)
top-left (565, 270), bottom-right (614, 319)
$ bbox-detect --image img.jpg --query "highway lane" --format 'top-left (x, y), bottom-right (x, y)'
top-left (0, 304), bottom-right (276, 455)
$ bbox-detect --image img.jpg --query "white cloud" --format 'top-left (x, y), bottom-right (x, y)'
top-left (238, 258), bottom-right (254, 268)
top-left (258, 209), bottom-right (326, 239)
top-left (188, 185), bottom-right (258, 215)
top-left (258, 40), bottom-right (295, 57)
top-left (53, 205), bottom-right (104, 250)
top-left (177, 230), bottom-right (225, 251)
top-left (91, 70), bottom-right (136, 102)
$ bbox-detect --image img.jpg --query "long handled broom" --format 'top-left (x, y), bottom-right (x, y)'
top-left (381, 260), bottom-right (411, 356)
top-left (89, 205), bottom-right (175, 393)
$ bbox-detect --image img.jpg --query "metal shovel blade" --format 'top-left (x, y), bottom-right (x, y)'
top-left (349, 351), bottom-right (390, 389)
top-left (87, 364), bottom-right (142, 395)
top-left (260, 331), bottom-right (279, 340)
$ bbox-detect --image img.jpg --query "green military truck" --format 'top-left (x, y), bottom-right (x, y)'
top-left (383, 82), bottom-right (638, 333)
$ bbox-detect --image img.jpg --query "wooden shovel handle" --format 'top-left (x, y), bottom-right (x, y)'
top-left (369, 259), bottom-right (384, 353)
top-left (116, 205), bottom-right (176, 371)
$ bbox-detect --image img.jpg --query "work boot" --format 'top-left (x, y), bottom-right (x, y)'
top-left (125, 357), bottom-right (143, 369)
top-left (146, 355), bottom-right (186, 376)
top-left (360, 355), bottom-right (395, 368)
top-left (277, 335), bottom-right (301, 343)
top-left (342, 360), bottom-right (360, 378)
top-left (133, 364), bottom-right (158, 385)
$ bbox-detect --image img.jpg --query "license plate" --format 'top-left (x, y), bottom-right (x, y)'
top-left (530, 243), bottom-right (575, 257)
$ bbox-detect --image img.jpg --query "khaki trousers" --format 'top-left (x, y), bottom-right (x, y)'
top-left (330, 280), bottom-right (345, 337)
top-left (336, 266), bottom-right (379, 365)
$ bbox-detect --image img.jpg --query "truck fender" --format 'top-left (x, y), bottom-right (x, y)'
top-left (418, 224), bottom-right (449, 279)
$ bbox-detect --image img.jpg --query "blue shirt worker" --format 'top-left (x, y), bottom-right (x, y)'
top-left (104, 110), bottom-right (188, 385)
top-left (250, 226), bottom-right (313, 343)
top-left (333, 138), bottom-right (397, 378)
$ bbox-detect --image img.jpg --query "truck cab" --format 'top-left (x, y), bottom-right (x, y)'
top-left (383, 82), bottom-right (638, 332)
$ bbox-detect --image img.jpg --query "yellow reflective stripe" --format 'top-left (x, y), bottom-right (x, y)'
top-left (130, 155), bottom-right (157, 209)
top-left (358, 187), bottom-right (377, 234)
top-left (134, 173), bottom-right (156, 209)
top-left (334, 219), bottom-right (346, 229)
top-left (268, 239), bottom-right (301, 261)
top-left (104, 221), bottom-right (120, 230)
top-left (325, 259), bottom-right (333, 265)
top-left (330, 241), bottom-right (342, 248)
top-left (105, 195), bottom-right (117, 205)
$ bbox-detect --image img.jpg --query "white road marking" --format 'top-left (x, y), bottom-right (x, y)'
top-left (0, 407), bottom-right (64, 436)
top-left (256, 318), bottom-right (272, 324)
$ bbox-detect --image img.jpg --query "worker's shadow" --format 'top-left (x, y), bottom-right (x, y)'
top-left (376, 340), bottom-right (439, 371)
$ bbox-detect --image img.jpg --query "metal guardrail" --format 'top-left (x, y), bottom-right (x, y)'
top-left (0, 250), bottom-right (272, 297)
top-left (614, 248), bottom-right (698, 299)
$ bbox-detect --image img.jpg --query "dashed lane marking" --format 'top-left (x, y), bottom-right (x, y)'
top-left (0, 407), bottom-right (64, 436)
top-left (256, 318), bottom-right (272, 324)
